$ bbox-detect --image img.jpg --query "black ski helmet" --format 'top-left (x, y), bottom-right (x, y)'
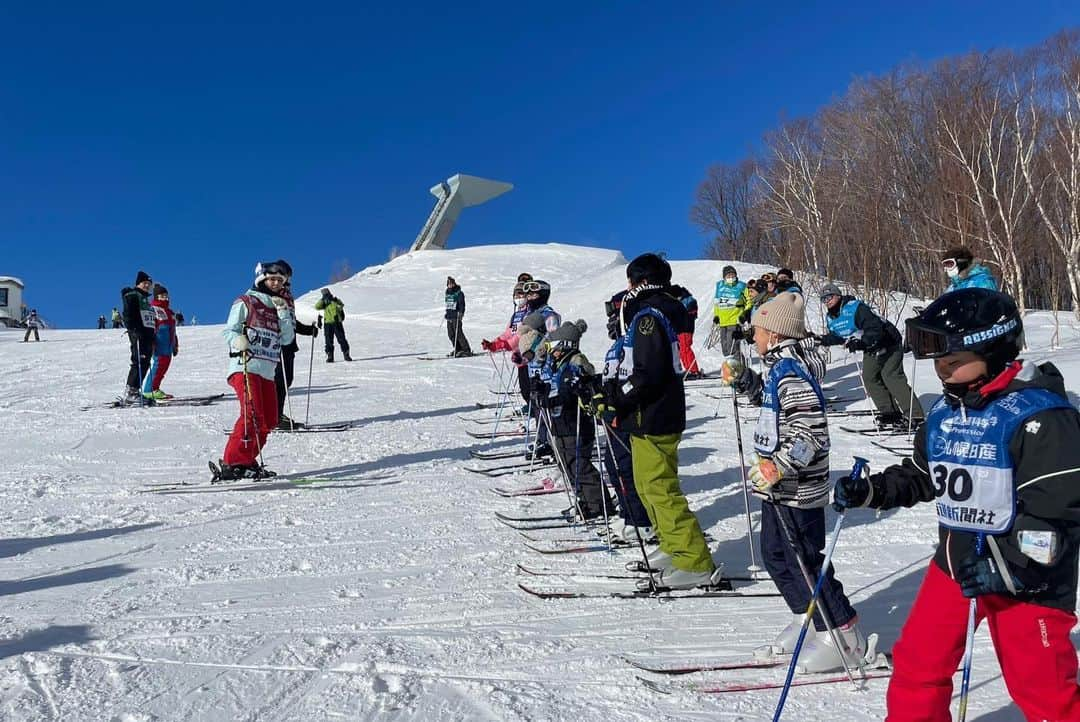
top-left (626, 253), bottom-right (672, 286)
top-left (604, 290), bottom-right (627, 340)
top-left (905, 288), bottom-right (1024, 374)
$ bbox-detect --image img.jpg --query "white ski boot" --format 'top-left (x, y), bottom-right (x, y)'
top-left (621, 524), bottom-right (657, 544)
top-left (636, 566), bottom-right (717, 592)
top-left (754, 614), bottom-right (805, 660)
top-left (795, 619), bottom-right (867, 674)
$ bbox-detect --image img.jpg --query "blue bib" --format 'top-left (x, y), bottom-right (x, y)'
top-left (714, 281), bottom-right (747, 309)
top-left (753, 357), bottom-right (828, 457)
top-left (925, 387), bottom-right (1073, 534)
top-left (826, 299), bottom-right (862, 339)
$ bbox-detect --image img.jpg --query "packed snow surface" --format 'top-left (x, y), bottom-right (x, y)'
top-left (1, 242), bottom-right (1077, 720)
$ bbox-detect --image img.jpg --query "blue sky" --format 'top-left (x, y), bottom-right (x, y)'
top-left (2, 2), bottom-right (1077, 327)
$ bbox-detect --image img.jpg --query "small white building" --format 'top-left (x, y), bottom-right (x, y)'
top-left (0, 277), bottom-right (25, 328)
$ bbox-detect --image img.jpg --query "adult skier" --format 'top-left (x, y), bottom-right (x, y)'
top-left (97, 315), bottom-right (107, 330)
top-left (832, 288), bottom-right (1080, 720)
top-left (140, 284), bottom-right (178, 400)
top-left (535, 319), bottom-right (615, 519)
top-left (774, 267), bottom-right (803, 295)
top-left (710, 265), bottom-right (749, 357)
top-left (111, 307), bottom-right (123, 329)
top-left (22, 310), bottom-right (41, 342)
top-left (595, 253), bottom-right (718, 590)
top-left (121, 271), bottom-right (156, 403)
top-left (270, 261), bottom-right (318, 430)
top-left (722, 291), bottom-right (864, 672)
top-left (816, 282), bottom-right (924, 429)
top-left (443, 277), bottom-right (473, 357)
top-left (214, 262), bottom-right (296, 481)
top-left (315, 288), bottom-right (351, 362)
top-left (941, 246), bottom-right (998, 293)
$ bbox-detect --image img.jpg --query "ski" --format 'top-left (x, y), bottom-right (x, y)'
top-left (495, 510), bottom-right (570, 524)
top-left (623, 655), bottom-right (787, 675)
top-left (470, 448), bottom-right (524, 461)
top-left (523, 540), bottom-right (608, 555)
top-left (465, 428), bottom-right (525, 439)
top-left (518, 581), bottom-right (782, 600)
top-left (838, 425), bottom-right (913, 438)
top-left (871, 440), bottom-right (914, 456)
top-left (274, 423), bottom-right (353, 433)
top-left (417, 353), bottom-right (478, 361)
top-left (637, 671), bottom-right (892, 694)
top-left (497, 517), bottom-right (589, 532)
top-left (466, 460), bottom-right (555, 477)
top-left (516, 563), bottom-right (762, 585)
top-left (156, 393), bottom-right (227, 406)
top-left (140, 475), bottom-right (399, 494)
top-left (490, 481), bottom-right (565, 497)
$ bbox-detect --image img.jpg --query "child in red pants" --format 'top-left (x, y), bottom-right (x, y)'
top-left (834, 288), bottom-right (1080, 721)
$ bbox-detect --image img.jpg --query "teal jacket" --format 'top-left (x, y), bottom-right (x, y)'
top-left (946, 263), bottom-right (998, 293)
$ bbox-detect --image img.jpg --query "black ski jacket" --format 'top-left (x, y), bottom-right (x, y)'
top-left (862, 361), bottom-right (1080, 611)
top-left (609, 285), bottom-right (687, 437)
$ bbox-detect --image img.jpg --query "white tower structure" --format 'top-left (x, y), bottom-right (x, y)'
top-left (409, 174), bottom-right (513, 252)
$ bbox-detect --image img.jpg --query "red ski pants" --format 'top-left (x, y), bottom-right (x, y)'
top-left (677, 332), bottom-right (700, 374)
top-left (223, 372), bottom-right (278, 467)
top-left (886, 562), bottom-right (1080, 721)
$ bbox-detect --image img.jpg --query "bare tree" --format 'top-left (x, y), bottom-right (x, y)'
top-left (328, 259), bottom-right (354, 283)
top-left (691, 160), bottom-right (766, 260)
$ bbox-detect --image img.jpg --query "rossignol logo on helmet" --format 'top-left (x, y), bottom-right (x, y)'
top-left (962, 318), bottom-right (1017, 347)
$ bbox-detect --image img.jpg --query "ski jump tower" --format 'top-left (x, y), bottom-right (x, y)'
top-left (409, 174), bottom-right (513, 252)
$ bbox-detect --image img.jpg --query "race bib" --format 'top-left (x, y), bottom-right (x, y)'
top-left (931, 461), bottom-right (1014, 534)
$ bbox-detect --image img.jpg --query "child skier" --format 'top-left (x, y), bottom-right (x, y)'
top-left (833, 288), bottom-right (1080, 720)
top-left (272, 261), bottom-right (318, 430)
top-left (141, 284), bottom-right (178, 400)
top-left (213, 262), bottom-right (296, 481)
top-left (723, 291), bottom-right (863, 672)
top-left (535, 319), bottom-right (615, 519)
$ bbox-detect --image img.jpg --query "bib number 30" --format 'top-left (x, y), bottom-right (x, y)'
top-left (932, 464), bottom-right (973, 502)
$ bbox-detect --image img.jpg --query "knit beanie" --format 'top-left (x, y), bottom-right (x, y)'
top-left (547, 319), bottom-right (587, 350)
top-left (520, 311), bottom-right (547, 333)
top-left (135, 270), bottom-right (151, 286)
top-left (752, 292), bottom-right (808, 339)
top-left (152, 283), bottom-right (168, 297)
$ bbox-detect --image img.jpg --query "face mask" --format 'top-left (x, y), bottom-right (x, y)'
top-left (945, 266), bottom-right (960, 279)
top-left (724, 277), bottom-right (737, 286)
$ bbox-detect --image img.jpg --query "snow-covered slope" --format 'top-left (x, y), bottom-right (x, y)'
top-left (0, 243), bottom-right (1076, 721)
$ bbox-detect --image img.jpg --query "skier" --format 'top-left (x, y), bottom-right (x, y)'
top-left (722, 292), bottom-right (864, 672)
top-left (175, 311), bottom-right (185, 326)
top-left (669, 283), bottom-right (702, 379)
top-left (97, 315), bottom-right (107, 330)
top-left (269, 261), bottom-right (318, 430)
top-left (710, 265), bottom-right (749, 357)
top-left (775, 268), bottom-right (803, 295)
top-left (594, 253), bottom-right (718, 590)
top-left (481, 280), bottom-right (530, 354)
top-left (832, 288), bottom-right (1080, 720)
top-left (140, 284), bottom-right (178, 400)
top-left (315, 288), bottom-right (351, 362)
top-left (214, 262), bottom-right (296, 481)
top-left (121, 271), bottom-right (156, 403)
top-left (941, 246), bottom-right (998, 293)
top-left (21, 310), bottom-right (41, 342)
top-left (815, 282), bottom-right (924, 429)
top-left (586, 290), bottom-right (656, 543)
top-left (515, 280), bottom-right (562, 457)
top-left (111, 307), bottom-right (123, 329)
top-left (535, 319), bottom-right (616, 519)
top-left (444, 277), bottom-right (472, 357)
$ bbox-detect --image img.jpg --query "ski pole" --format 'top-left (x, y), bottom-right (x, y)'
top-left (598, 417), bottom-right (655, 589)
top-left (576, 401), bottom-right (611, 550)
top-left (731, 384), bottom-right (763, 577)
top-left (771, 504), bottom-right (859, 689)
top-left (773, 457), bottom-right (867, 721)
top-left (541, 406), bottom-right (588, 526)
top-left (907, 355), bottom-right (918, 435)
top-left (957, 534), bottom-right (984, 722)
top-left (305, 316), bottom-right (318, 426)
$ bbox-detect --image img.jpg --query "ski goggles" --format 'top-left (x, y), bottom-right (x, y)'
top-left (941, 258), bottom-right (960, 270)
top-left (521, 281), bottom-right (543, 293)
top-left (904, 318), bottom-right (962, 359)
top-left (256, 261), bottom-right (291, 280)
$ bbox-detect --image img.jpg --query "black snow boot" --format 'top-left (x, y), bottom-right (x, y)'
top-left (326, 353), bottom-right (334, 363)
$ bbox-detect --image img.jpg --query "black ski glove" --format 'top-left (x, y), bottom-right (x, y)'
top-left (845, 337), bottom-right (866, 352)
top-left (832, 464), bottom-right (872, 512)
top-left (955, 554), bottom-right (1025, 599)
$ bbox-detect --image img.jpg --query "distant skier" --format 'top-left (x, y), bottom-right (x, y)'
top-left (140, 284), bottom-right (178, 400)
top-left (111, 307), bottom-right (123, 329)
top-left (722, 292), bottom-right (864, 672)
top-left (669, 284), bottom-right (702, 379)
top-left (271, 261), bottom-right (319, 430)
top-left (444, 277), bottom-right (472, 357)
top-left (815, 282), bottom-right (923, 429)
top-left (175, 311), bottom-right (185, 326)
top-left (774, 267), bottom-right (803, 295)
top-left (214, 262), bottom-right (296, 481)
top-left (22, 310), bottom-right (41, 342)
top-left (315, 288), bottom-right (351, 362)
top-left (121, 271), bottom-right (156, 403)
top-left (833, 289), bottom-right (1080, 719)
top-left (535, 319), bottom-right (616, 519)
top-left (941, 246), bottom-right (998, 293)
top-left (710, 265), bottom-right (749, 357)
top-left (97, 315), bottom-right (107, 330)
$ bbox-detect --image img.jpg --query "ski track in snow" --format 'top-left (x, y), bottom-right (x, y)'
top-left (0, 243), bottom-right (1076, 720)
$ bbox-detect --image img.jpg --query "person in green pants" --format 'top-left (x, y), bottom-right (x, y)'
top-left (601, 253), bottom-right (719, 591)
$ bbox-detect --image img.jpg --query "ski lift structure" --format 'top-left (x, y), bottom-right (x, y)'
top-left (409, 174), bottom-right (513, 252)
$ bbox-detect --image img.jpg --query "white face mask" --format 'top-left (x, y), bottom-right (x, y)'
top-left (945, 266), bottom-right (960, 279)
